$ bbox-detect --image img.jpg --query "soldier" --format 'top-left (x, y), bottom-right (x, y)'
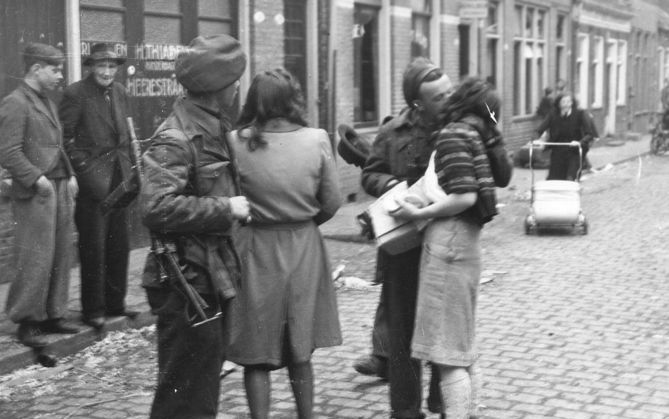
top-left (360, 57), bottom-right (453, 419)
top-left (59, 43), bottom-right (135, 329)
top-left (139, 34), bottom-right (250, 419)
top-left (0, 43), bottom-right (79, 348)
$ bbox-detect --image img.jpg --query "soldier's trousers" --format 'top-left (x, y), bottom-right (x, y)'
top-left (146, 286), bottom-right (225, 419)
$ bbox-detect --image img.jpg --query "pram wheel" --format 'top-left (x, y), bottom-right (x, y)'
top-left (650, 133), bottom-right (663, 155)
top-left (577, 213), bottom-right (588, 235)
top-left (524, 215), bottom-right (536, 235)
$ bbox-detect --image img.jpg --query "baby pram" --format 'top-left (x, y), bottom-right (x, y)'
top-left (524, 141), bottom-right (588, 235)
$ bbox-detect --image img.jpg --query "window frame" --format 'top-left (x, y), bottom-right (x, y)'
top-left (616, 40), bottom-right (627, 106)
top-left (592, 36), bottom-right (604, 109)
top-left (352, 3), bottom-right (381, 127)
top-left (410, 1), bottom-right (432, 59)
top-left (576, 33), bottom-right (589, 108)
top-left (512, 4), bottom-right (547, 117)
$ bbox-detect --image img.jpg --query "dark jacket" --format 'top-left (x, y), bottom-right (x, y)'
top-left (140, 97), bottom-right (241, 299)
top-left (59, 75), bottom-right (133, 201)
top-left (537, 107), bottom-right (596, 155)
top-left (0, 83), bottom-right (74, 199)
top-left (361, 107), bottom-right (435, 197)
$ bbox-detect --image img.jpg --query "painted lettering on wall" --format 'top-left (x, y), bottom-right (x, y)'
top-left (82, 41), bottom-right (187, 98)
top-left (81, 41), bottom-right (128, 58)
top-left (126, 77), bottom-right (184, 97)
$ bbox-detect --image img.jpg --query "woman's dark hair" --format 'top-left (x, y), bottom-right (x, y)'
top-left (237, 68), bottom-right (308, 150)
top-left (442, 77), bottom-right (500, 125)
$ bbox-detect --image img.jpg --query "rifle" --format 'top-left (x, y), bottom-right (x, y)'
top-left (99, 117), bottom-right (142, 214)
top-left (151, 237), bottom-right (222, 327)
top-left (125, 117), bottom-right (221, 327)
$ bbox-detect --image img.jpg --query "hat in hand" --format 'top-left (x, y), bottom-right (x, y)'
top-left (337, 124), bottom-right (371, 168)
top-left (175, 34), bottom-right (247, 93)
top-left (84, 43), bottom-right (126, 66)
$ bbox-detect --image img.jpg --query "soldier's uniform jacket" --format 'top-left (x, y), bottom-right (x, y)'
top-left (140, 96), bottom-right (241, 300)
top-left (361, 107), bottom-right (437, 197)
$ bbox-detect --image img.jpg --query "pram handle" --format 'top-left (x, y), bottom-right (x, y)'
top-left (528, 140), bottom-right (583, 184)
top-left (534, 141), bottom-right (583, 149)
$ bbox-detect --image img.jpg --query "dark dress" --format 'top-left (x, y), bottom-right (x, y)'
top-left (227, 127), bottom-right (343, 368)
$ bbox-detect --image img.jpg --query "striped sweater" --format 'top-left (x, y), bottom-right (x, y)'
top-left (433, 119), bottom-right (498, 225)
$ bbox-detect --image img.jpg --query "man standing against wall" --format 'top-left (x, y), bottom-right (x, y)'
top-left (59, 43), bottom-right (135, 329)
top-left (0, 43), bottom-right (79, 348)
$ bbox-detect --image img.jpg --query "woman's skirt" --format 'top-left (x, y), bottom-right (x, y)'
top-left (227, 221), bottom-right (342, 368)
top-left (411, 216), bottom-right (481, 367)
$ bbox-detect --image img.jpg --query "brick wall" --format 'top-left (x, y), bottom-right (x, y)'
top-left (251, 0), bottom-right (285, 75)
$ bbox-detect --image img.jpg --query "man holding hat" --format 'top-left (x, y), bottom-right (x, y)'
top-left (360, 57), bottom-right (454, 419)
top-left (59, 42), bottom-right (135, 330)
top-left (139, 33), bottom-right (250, 419)
top-left (0, 43), bottom-right (79, 348)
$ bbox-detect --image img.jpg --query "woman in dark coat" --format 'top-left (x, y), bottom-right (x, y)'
top-left (537, 92), bottom-right (596, 180)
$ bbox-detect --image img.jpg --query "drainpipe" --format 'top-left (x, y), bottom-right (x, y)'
top-left (65, 0), bottom-right (81, 84)
top-left (327, 0), bottom-right (338, 141)
top-left (570, 0), bottom-right (582, 95)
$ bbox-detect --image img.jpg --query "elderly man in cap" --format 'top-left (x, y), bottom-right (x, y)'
top-left (359, 57), bottom-right (454, 419)
top-left (0, 43), bottom-right (79, 348)
top-left (139, 34), bottom-right (250, 419)
top-left (59, 43), bottom-right (135, 330)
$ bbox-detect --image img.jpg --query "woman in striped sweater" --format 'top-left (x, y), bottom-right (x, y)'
top-left (392, 77), bottom-right (502, 419)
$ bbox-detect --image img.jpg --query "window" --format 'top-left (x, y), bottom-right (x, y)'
top-left (284, 0), bottom-right (308, 97)
top-left (592, 36), bottom-right (604, 108)
top-left (659, 47), bottom-right (666, 93)
top-left (353, 4), bottom-right (379, 125)
top-left (144, 0), bottom-right (181, 44)
top-left (411, 0), bottom-right (431, 58)
top-left (198, 0), bottom-right (234, 36)
top-left (606, 40), bottom-right (617, 110)
top-left (555, 14), bottom-right (567, 90)
top-left (617, 40), bottom-right (627, 105)
top-left (484, 1), bottom-right (500, 87)
top-left (512, 5), bottom-right (547, 116)
top-left (576, 33), bottom-right (589, 107)
top-left (80, 0), bottom-right (125, 42)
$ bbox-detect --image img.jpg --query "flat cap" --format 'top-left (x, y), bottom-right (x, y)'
top-left (22, 43), bottom-right (65, 67)
top-left (402, 57), bottom-right (439, 107)
top-left (175, 34), bottom-right (246, 93)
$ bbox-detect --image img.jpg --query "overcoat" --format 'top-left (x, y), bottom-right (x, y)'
top-left (59, 75), bottom-right (133, 201)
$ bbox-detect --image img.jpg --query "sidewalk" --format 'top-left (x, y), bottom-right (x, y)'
top-left (0, 135), bottom-right (653, 375)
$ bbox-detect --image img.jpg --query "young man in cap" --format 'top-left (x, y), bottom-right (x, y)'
top-left (140, 34), bottom-right (251, 419)
top-left (0, 43), bottom-right (79, 348)
top-left (360, 57), bottom-right (454, 419)
top-left (59, 43), bottom-right (135, 330)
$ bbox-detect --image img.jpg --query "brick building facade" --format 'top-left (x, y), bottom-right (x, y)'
top-left (1, 0), bottom-right (669, 280)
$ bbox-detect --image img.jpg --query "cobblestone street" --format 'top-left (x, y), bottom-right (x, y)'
top-left (0, 154), bottom-right (668, 418)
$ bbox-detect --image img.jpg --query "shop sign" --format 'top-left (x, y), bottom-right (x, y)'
top-left (459, 0), bottom-right (488, 19)
top-left (81, 41), bottom-right (185, 99)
